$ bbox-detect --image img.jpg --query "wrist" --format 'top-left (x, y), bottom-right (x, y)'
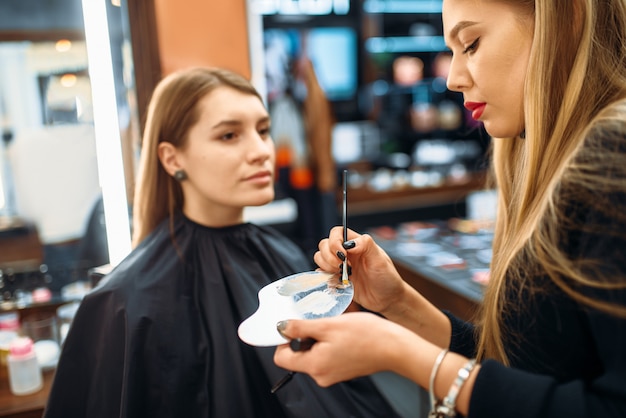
top-left (432, 354), bottom-right (479, 417)
top-left (437, 359), bottom-right (478, 417)
top-left (381, 283), bottom-right (452, 348)
top-left (378, 281), bottom-right (415, 319)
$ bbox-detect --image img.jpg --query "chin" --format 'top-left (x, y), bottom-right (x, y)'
top-left (484, 121), bottom-right (523, 139)
top-left (247, 191), bottom-right (275, 207)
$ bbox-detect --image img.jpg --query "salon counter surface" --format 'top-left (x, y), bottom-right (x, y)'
top-left (371, 224), bottom-right (488, 322)
top-left (0, 301), bottom-right (68, 417)
top-left (0, 366), bottom-right (52, 418)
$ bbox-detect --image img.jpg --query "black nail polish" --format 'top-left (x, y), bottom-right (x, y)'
top-left (343, 240), bottom-right (356, 249)
top-left (339, 264), bottom-right (352, 276)
top-left (289, 338), bottom-right (316, 352)
top-left (276, 320), bottom-right (289, 339)
top-left (336, 251), bottom-right (346, 261)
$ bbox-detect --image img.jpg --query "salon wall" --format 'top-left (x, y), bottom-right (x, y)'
top-left (154, 0), bottom-right (251, 78)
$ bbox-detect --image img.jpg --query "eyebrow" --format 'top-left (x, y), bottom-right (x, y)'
top-left (448, 20), bottom-right (479, 41)
top-left (211, 120), bottom-right (241, 130)
top-left (211, 116), bottom-right (270, 130)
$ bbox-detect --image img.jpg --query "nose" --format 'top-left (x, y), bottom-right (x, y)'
top-left (249, 132), bottom-right (273, 163)
top-left (446, 55), bottom-right (471, 92)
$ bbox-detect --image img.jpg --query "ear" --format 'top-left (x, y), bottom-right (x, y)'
top-left (157, 142), bottom-right (183, 177)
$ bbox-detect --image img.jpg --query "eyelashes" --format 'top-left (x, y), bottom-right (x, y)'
top-left (463, 37), bottom-right (480, 54)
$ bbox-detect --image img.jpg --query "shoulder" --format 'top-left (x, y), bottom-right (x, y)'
top-left (563, 100), bottom-right (626, 195)
top-left (579, 100), bottom-right (626, 161)
top-left (91, 221), bottom-right (183, 297)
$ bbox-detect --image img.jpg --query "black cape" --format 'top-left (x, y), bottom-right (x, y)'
top-left (44, 215), bottom-right (399, 418)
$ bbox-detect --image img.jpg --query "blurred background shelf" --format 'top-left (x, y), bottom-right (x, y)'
top-left (344, 171), bottom-right (486, 216)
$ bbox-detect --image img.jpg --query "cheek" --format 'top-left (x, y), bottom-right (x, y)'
top-left (478, 50), bottom-right (525, 103)
top-left (192, 153), bottom-right (230, 180)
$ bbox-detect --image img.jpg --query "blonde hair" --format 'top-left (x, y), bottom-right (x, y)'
top-left (479, 0), bottom-right (626, 363)
top-left (131, 67), bottom-right (263, 247)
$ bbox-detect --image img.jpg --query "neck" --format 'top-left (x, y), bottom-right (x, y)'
top-left (182, 203), bottom-right (244, 228)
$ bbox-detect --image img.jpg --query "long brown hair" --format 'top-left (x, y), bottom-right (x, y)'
top-left (479, 0), bottom-right (626, 363)
top-left (131, 67), bottom-right (263, 247)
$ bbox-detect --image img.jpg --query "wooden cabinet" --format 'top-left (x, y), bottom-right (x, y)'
top-left (0, 302), bottom-right (66, 418)
top-left (0, 369), bottom-right (53, 418)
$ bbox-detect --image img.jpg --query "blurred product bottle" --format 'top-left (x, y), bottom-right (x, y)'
top-left (7, 336), bottom-right (43, 396)
top-left (0, 312), bottom-right (19, 367)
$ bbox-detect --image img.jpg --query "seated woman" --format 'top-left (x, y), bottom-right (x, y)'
top-left (43, 67), bottom-right (400, 418)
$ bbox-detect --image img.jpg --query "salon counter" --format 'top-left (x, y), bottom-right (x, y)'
top-left (371, 223), bottom-right (489, 322)
top-left (0, 301), bottom-right (69, 417)
top-left (0, 366), bottom-right (52, 418)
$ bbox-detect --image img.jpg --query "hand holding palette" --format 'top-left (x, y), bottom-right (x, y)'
top-left (239, 170), bottom-right (353, 348)
top-left (237, 270), bottom-right (353, 347)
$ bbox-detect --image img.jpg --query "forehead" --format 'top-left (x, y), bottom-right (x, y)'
top-left (196, 86), bottom-right (266, 121)
top-left (442, 0), bottom-right (487, 29)
top-left (443, 0), bottom-right (526, 40)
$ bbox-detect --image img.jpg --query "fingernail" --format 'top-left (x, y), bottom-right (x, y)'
top-left (290, 337), bottom-right (316, 352)
top-left (339, 264), bottom-right (352, 276)
top-left (276, 320), bottom-right (289, 339)
top-left (336, 251), bottom-right (346, 261)
top-left (343, 240), bottom-right (356, 249)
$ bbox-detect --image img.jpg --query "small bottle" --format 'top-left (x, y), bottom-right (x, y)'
top-left (7, 337), bottom-right (43, 396)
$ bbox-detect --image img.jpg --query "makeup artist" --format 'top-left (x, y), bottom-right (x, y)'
top-left (274, 1), bottom-right (626, 417)
top-left (43, 67), bottom-right (399, 418)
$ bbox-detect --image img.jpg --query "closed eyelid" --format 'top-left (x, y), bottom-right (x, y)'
top-left (449, 21), bottom-right (478, 39)
top-left (463, 38), bottom-right (479, 54)
top-left (446, 20), bottom-right (479, 47)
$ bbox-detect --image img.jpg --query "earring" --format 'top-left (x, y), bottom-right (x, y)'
top-left (173, 169), bottom-right (187, 182)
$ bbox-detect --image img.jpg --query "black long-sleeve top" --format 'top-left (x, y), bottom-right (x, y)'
top-left (446, 116), bottom-right (626, 417)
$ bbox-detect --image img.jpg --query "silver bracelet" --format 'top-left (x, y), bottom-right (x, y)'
top-left (436, 358), bottom-right (478, 417)
top-left (428, 348), bottom-right (449, 418)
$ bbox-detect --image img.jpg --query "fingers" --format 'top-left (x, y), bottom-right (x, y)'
top-left (315, 227), bottom-right (365, 268)
top-left (274, 319), bottom-right (319, 372)
top-left (313, 238), bottom-right (336, 272)
top-left (276, 318), bottom-right (313, 342)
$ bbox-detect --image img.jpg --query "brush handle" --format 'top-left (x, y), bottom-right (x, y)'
top-left (342, 170), bottom-right (348, 242)
top-left (271, 338), bottom-right (317, 394)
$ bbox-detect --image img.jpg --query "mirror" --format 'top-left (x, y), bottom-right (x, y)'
top-left (0, 0), bottom-right (155, 308)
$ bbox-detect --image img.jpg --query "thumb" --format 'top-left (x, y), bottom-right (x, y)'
top-left (277, 319), bottom-right (320, 352)
top-left (276, 319), bottom-right (302, 340)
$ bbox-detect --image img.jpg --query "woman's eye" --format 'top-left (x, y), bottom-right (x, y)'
top-left (220, 132), bottom-right (236, 141)
top-left (258, 127), bottom-right (271, 137)
top-left (463, 38), bottom-right (480, 54)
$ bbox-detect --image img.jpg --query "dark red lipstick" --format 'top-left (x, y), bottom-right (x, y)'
top-left (464, 102), bottom-right (486, 120)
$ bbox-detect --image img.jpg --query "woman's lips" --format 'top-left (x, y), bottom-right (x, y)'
top-left (245, 171), bottom-right (272, 185)
top-left (464, 102), bottom-right (486, 120)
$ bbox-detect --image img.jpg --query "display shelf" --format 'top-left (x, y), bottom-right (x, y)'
top-left (342, 171), bottom-right (486, 216)
top-left (363, 0), bottom-right (442, 14)
top-left (365, 35), bottom-right (447, 53)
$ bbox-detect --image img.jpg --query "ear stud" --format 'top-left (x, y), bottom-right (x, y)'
top-left (173, 169), bottom-right (187, 181)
